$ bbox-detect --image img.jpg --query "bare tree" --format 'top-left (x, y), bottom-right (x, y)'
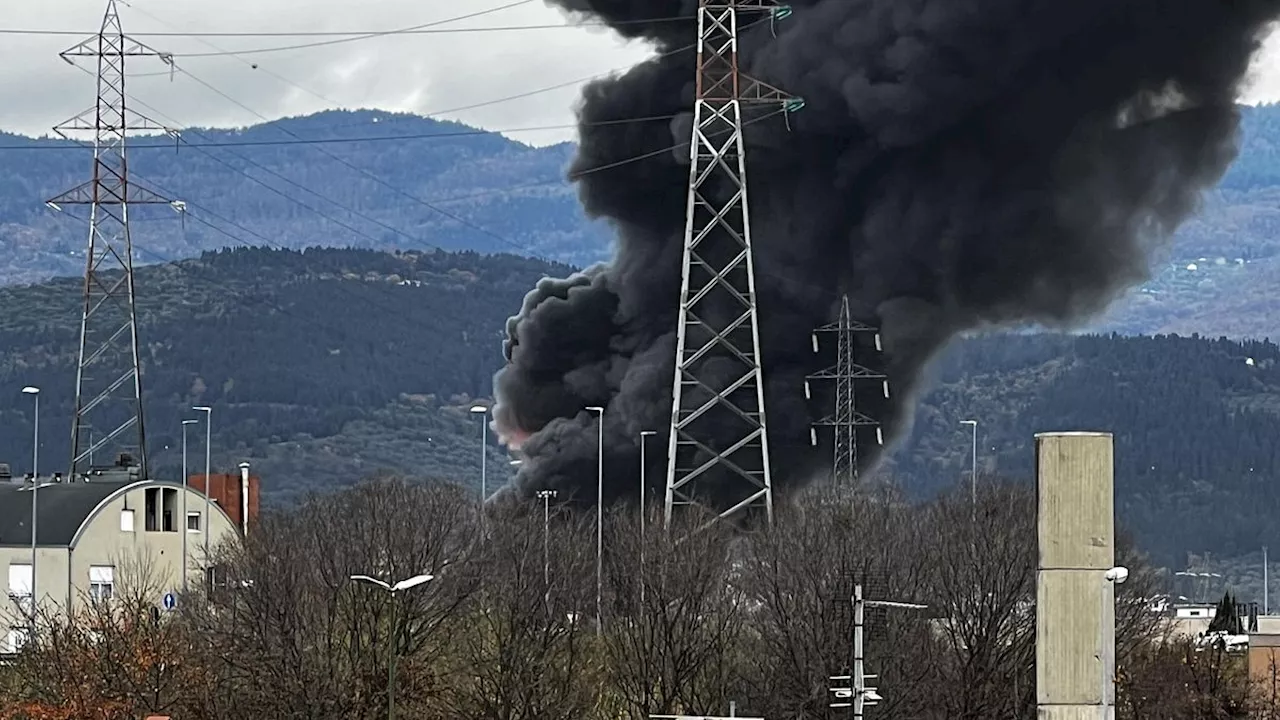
top-left (1117, 636), bottom-right (1249, 720)
top-left (435, 503), bottom-right (601, 720)
top-left (182, 476), bottom-right (483, 720)
top-left (601, 505), bottom-right (750, 719)
top-left (913, 481), bottom-right (1038, 720)
top-left (738, 483), bottom-right (936, 719)
top-left (0, 558), bottom-right (202, 720)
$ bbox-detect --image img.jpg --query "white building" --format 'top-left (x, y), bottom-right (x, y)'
top-left (0, 463), bottom-right (241, 652)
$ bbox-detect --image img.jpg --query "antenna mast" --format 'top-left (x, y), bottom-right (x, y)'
top-left (47, 0), bottom-right (175, 478)
top-left (664, 0), bottom-right (802, 527)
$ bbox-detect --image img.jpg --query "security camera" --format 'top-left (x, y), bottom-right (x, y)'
top-left (1104, 567), bottom-right (1129, 584)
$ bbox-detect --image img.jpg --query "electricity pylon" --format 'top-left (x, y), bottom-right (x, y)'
top-left (47, 0), bottom-right (176, 478)
top-left (807, 295), bottom-right (887, 486)
top-left (664, 0), bottom-right (802, 527)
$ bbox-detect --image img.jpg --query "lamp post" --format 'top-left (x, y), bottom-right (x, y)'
top-left (959, 419), bottom-right (977, 517)
top-left (586, 405), bottom-right (605, 636)
top-left (193, 406), bottom-right (212, 563)
top-left (21, 386), bottom-right (39, 613)
top-left (181, 418), bottom-right (198, 592)
top-left (351, 573), bottom-right (436, 720)
top-left (1101, 566), bottom-right (1128, 720)
top-left (639, 430), bottom-right (656, 607)
top-left (536, 489), bottom-right (557, 613)
top-left (469, 405), bottom-right (489, 505)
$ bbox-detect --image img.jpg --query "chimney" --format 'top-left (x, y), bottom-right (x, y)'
top-left (238, 462), bottom-right (251, 536)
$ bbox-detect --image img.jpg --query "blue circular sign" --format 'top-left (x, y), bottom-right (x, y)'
top-left (162, 592), bottom-right (176, 611)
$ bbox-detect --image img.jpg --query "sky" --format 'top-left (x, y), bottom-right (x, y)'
top-left (1, 1), bottom-right (1279, 148)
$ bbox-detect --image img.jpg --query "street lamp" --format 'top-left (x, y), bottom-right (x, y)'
top-left (193, 406), bottom-right (212, 563)
top-left (586, 405), bottom-right (605, 636)
top-left (469, 405), bottom-right (488, 505)
top-left (350, 573), bottom-right (436, 720)
top-left (959, 420), bottom-right (978, 516)
top-left (22, 387), bottom-right (38, 479)
top-left (639, 430), bottom-right (657, 607)
top-left (21, 386), bottom-right (39, 613)
top-left (181, 418), bottom-right (199, 593)
top-left (536, 489), bottom-right (557, 613)
top-left (1101, 566), bottom-right (1129, 720)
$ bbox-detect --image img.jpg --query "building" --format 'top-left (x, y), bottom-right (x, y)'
top-left (0, 459), bottom-right (259, 653)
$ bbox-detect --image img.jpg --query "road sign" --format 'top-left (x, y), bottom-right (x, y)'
top-left (162, 592), bottom-right (176, 611)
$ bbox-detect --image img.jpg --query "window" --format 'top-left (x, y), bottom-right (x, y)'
top-left (8, 564), bottom-right (31, 616)
top-left (88, 566), bottom-right (114, 602)
top-left (186, 512), bottom-right (201, 533)
top-left (5, 627), bottom-right (27, 654)
top-left (120, 509), bottom-right (135, 532)
top-left (162, 488), bottom-right (178, 532)
top-left (144, 488), bottom-right (159, 531)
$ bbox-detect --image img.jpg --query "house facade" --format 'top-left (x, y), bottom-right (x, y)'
top-left (0, 463), bottom-right (244, 652)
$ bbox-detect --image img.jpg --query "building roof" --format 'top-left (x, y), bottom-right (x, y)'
top-left (0, 472), bottom-right (195, 548)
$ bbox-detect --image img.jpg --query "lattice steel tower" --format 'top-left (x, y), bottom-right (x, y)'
top-left (807, 295), bottom-right (887, 486)
top-left (664, 0), bottom-right (800, 527)
top-left (48, 0), bottom-right (175, 478)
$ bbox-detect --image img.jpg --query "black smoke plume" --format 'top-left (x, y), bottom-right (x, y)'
top-left (493, 0), bottom-right (1280, 508)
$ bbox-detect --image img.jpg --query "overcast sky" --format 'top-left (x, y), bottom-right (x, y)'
top-left (2, 1), bottom-right (1279, 148)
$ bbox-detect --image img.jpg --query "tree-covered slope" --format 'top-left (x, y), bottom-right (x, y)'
top-left (6, 105), bottom-right (1280, 339)
top-left (0, 247), bottom-right (1276, 562)
top-left (0, 246), bottom-right (569, 505)
top-left (0, 109), bottom-right (610, 285)
top-left (890, 332), bottom-right (1280, 566)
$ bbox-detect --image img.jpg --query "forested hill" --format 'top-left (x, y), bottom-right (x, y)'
top-left (0, 246), bottom-right (1277, 567)
top-left (0, 109), bottom-right (608, 285)
top-left (6, 106), bottom-right (1280, 339)
top-left (0, 246), bottom-right (571, 504)
top-left (892, 332), bottom-right (1280, 566)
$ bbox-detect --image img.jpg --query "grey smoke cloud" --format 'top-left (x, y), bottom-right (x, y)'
top-left (493, 0), bottom-right (1280, 509)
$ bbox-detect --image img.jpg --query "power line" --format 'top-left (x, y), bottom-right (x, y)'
top-left (5, 0), bottom-right (537, 56)
top-left (0, 115), bottom-right (679, 151)
top-left (0, 15), bottom-right (691, 39)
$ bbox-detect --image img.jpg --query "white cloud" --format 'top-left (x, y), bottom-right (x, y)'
top-left (1, 2), bottom-right (1278, 148)
top-left (0, 0), bottom-right (655, 146)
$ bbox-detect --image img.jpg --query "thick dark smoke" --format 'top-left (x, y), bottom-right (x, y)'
top-left (492, 0), bottom-right (1280, 508)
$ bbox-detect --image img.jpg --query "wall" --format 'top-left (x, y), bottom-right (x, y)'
top-left (188, 472), bottom-right (260, 534)
top-left (0, 545), bottom-right (68, 648)
top-left (1035, 432), bottom-right (1116, 720)
top-left (68, 483), bottom-right (239, 612)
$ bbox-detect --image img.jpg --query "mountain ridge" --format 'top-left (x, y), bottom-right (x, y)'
top-left (7, 105), bottom-right (1280, 339)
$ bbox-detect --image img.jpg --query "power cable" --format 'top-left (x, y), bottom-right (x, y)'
top-left (0, 15), bottom-right (690, 39)
top-left (61, 54), bottom-right (793, 265)
top-left (0, 115), bottom-right (678, 151)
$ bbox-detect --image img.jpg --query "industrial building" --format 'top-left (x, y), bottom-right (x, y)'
top-left (0, 458), bottom-right (260, 653)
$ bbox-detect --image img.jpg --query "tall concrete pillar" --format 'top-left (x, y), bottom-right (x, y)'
top-left (1035, 432), bottom-right (1115, 720)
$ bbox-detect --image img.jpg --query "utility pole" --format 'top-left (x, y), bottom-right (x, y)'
top-left (1265, 545), bottom-right (1270, 615)
top-left (664, 0), bottom-right (803, 528)
top-left (830, 583), bottom-right (926, 719)
top-left (807, 295), bottom-right (887, 486)
top-left (47, 0), bottom-right (176, 479)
